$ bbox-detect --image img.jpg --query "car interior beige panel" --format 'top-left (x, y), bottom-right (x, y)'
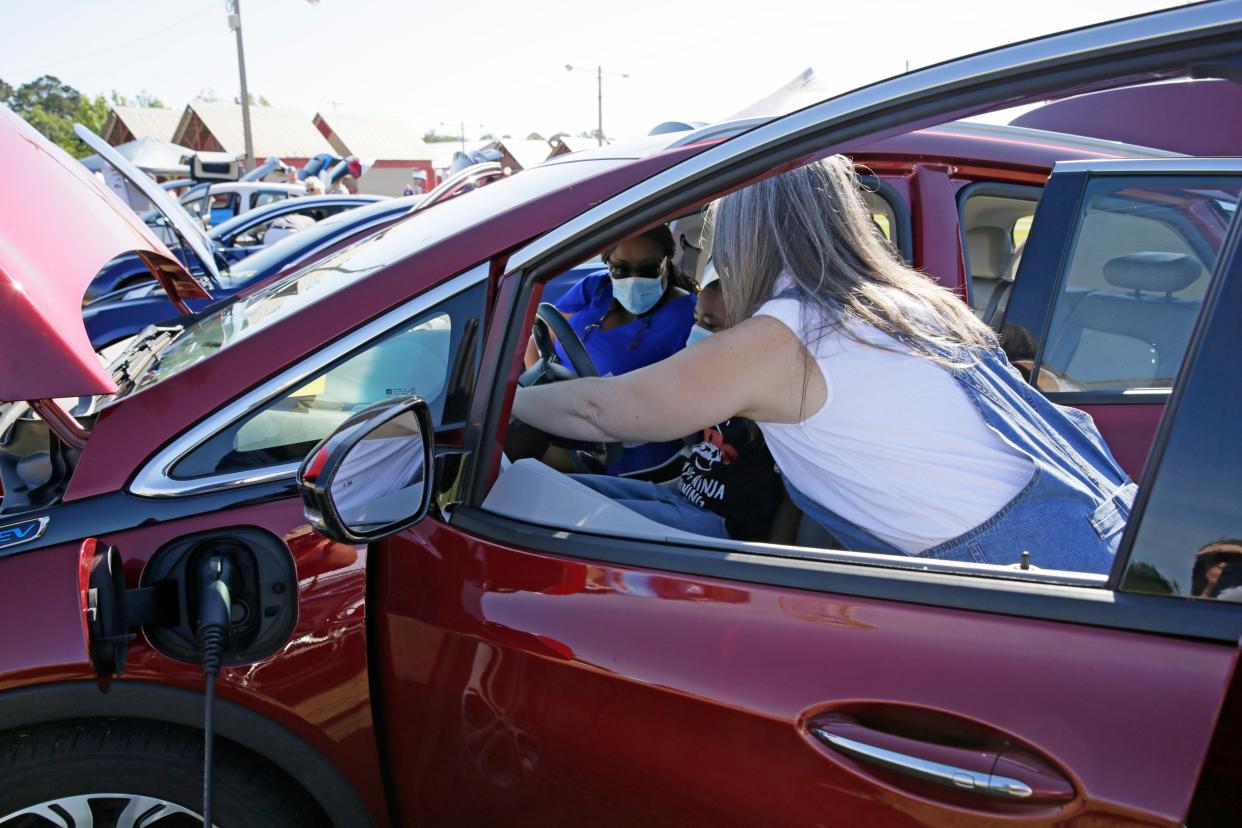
top-left (668, 211), bottom-right (707, 282)
top-left (483, 458), bottom-right (708, 542)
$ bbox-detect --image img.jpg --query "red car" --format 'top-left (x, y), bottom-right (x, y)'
top-left (1, 4), bottom-right (1241, 826)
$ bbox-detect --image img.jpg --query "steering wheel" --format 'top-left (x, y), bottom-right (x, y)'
top-left (519, 303), bottom-right (598, 386)
top-left (510, 303), bottom-right (622, 470)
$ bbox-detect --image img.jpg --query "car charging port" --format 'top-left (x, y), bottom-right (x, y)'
top-left (80, 529), bottom-right (299, 824)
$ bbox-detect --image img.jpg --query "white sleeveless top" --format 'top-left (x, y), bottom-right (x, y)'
top-left (755, 294), bottom-right (1031, 554)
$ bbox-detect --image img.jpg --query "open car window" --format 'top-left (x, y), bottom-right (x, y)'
top-left (484, 155), bottom-right (1241, 590)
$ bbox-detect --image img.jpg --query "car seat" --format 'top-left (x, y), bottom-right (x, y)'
top-left (1041, 251), bottom-right (1203, 386)
top-left (965, 226), bottom-right (1014, 325)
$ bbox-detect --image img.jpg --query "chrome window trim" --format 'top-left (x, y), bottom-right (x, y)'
top-left (503, 2), bottom-right (1241, 277)
top-left (1053, 158), bottom-right (1242, 175)
top-left (129, 264), bottom-right (489, 498)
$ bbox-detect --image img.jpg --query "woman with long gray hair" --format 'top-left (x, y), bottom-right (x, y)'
top-left (513, 156), bottom-right (1134, 572)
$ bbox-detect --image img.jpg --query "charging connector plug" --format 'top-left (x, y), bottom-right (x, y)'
top-left (195, 553), bottom-right (236, 828)
top-left (197, 555), bottom-right (234, 676)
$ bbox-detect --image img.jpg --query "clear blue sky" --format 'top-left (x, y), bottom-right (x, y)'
top-left (2, 0), bottom-right (1181, 141)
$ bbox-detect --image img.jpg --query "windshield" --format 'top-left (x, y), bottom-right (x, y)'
top-left (215, 196), bottom-right (418, 288)
top-left (109, 157), bottom-right (638, 402)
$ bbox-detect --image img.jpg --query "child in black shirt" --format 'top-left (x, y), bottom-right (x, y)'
top-left (571, 280), bottom-right (786, 540)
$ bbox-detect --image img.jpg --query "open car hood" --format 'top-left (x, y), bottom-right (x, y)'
top-left (0, 106), bottom-right (209, 401)
top-left (74, 123), bottom-right (222, 287)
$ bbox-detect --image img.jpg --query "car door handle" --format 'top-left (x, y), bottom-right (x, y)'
top-left (809, 713), bottom-right (1074, 803)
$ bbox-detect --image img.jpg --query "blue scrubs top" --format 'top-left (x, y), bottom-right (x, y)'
top-left (554, 270), bottom-right (696, 473)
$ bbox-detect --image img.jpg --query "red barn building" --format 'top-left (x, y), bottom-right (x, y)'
top-left (173, 103), bottom-right (335, 169)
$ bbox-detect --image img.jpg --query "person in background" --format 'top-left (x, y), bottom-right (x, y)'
top-left (1193, 540), bottom-right (1242, 600)
top-left (282, 165), bottom-right (299, 186)
top-left (303, 175), bottom-right (325, 196)
top-left (403, 170), bottom-right (427, 197)
top-left (333, 175), bottom-right (359, 195)
top-left (522, 223), bottom-right (697, 473)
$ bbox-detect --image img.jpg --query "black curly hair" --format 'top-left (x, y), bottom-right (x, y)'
top-left (601, 224), bottom-right (697, 294)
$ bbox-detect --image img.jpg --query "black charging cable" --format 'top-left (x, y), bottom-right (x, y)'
top-left (196, 554), bottom-right (235, 828)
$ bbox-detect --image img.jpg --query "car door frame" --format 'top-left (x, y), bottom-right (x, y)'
top-left (466, 1), bottom-right (1242, 506)
top-left (459, 1), bottom-right (1242, 642)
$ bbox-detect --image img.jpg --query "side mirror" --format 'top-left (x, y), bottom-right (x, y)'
top-left (296, 397), bottom-right (435, 543)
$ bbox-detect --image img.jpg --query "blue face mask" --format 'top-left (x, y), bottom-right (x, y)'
top-left (686, 324), bottom-right (713, 347)
top-left (611, 274), bottom-right (666, 315)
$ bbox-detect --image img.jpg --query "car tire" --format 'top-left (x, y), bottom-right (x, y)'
top-left (0, 719), bottom-right (327, 827)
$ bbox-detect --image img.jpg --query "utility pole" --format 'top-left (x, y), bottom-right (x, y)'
top-left (227, 0), bottom-right (254, 172)
top-left (567, 64), bottom-right (628, 146)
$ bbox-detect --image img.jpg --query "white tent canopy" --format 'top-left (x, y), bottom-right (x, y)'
top-left (81, 137), bottom-right (195, 177)
top-left (727, 68), bottom-right (844, 120)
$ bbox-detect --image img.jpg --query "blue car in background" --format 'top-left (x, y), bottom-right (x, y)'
top-left (86, 193), bottom-right (382, 303)
top-left (78, 142), bottom-right (595, 350)
top-left (84, 195), bottom-right (421, 349)
top-left (84, 192), bottom-right (598, 351)
top-left (206, 193), bottom-right (381, 265)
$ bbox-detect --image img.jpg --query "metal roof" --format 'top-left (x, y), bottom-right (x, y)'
top-left (176, 103), bottom-right (334, 158)
top-left (313, 112), bottom-right (432, 161)
top-left (426, 142), bottom-right (463, 171)
top-left (548, 135), bottom-right (594, 155)
top-left (480, 138), bottom-right (554, 170)
top-left (103, 106), bottom-right (183, 144)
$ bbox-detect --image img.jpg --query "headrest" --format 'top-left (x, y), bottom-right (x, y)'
top-left (1103, 252), bottom-right (1201, 294)
top-left (965, 227), bottom-right (1012, 278)
top-left (700, 258), bottom-right (719, 288)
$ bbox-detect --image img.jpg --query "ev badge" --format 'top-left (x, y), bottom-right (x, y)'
top-left (0, 516), bottom-right (49, 550)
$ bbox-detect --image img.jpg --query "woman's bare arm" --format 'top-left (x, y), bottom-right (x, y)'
top-left (511, 315), bottom-right (824, 444)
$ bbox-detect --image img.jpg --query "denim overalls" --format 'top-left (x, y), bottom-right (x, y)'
top-left (783, 345), bottom-right (1136, 573)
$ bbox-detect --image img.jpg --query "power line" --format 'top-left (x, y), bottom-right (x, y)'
top-left (47, 3), bottom-right (220, 73)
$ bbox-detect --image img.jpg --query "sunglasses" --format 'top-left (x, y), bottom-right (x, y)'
top-left (607, 258), bottom-right (665, 280)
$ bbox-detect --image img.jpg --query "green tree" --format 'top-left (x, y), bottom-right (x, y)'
top-left (526, 132), bottom-right (545, 141)
top-left (233, 93), bottom-right (272, 106)
top-left (3, 75), bottom-right (108, 157)
top-left (422, 131), bottom-right (460, 143)
top-left (479, 132), bottom-right (495, 141)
